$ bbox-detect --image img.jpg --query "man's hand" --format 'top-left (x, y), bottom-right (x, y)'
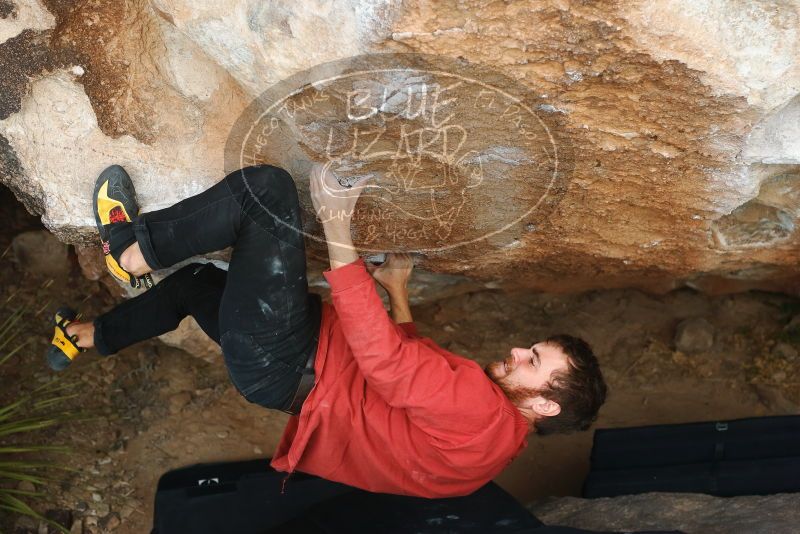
top-left (367, 253), bottom-right (414, 324)
top-left (309, 163), bottom-right (368, 269)
top-left (309, 163), bottom-right (365, 224)
top-left (366, 253), bottom-right (414, 293)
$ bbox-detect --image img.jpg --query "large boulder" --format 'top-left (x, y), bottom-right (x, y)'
top-left (529, 492), bottom-right (800, 534)
top-left (1, 0), bottom-right (799, 294)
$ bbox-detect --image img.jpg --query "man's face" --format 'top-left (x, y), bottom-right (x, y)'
top-left (485, 341), bottom-right (569, 417)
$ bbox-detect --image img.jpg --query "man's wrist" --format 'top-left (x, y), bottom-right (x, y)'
top-left (322, 219), bottom-right (351, 237)
top-left (389, 296), bottom-right (413, 323)
top-left (386, 286), bottom-right (409, 300)
top-left (322, 220), bottom-right (359, 269)
top-left (387, 286), bottom-right (412, 322)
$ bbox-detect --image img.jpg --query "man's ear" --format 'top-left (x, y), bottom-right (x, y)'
top-left (530, 396), bottom-right (561, 418)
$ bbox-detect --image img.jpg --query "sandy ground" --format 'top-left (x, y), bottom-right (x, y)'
top-left (1, 186), bottom-right (798, 533)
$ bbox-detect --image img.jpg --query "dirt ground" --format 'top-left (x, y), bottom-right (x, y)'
top-left (1, 185), bottom-right (799, 533)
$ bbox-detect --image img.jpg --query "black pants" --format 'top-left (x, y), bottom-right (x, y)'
top-left (93, 165), bottom-right (322, 411)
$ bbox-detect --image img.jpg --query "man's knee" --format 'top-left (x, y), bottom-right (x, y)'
top-left (237, 165), bottom-right (297, 203)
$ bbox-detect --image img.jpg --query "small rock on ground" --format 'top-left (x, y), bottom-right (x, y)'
top-left (11, 230), bottom-right (70, 277)
top-left (99, 513), bottom-right (121, 531)
top-left (772, 342), bottom-right (798, 361)
top-left (169, 391), bottom-right (192, 414)
top-left (674, 317), bottom-right (715, 353)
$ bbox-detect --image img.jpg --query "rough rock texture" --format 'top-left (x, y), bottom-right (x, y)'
top-left (306, 256), bottom-right (483, 306)
top-left (11, 229), bottom-right (70, 277)
top-left (673, 317), bottom-right (714, 353)
top-left (0, 0), bottom-right (250, 238)
top-left (530, 492), bottom-right (800, 534)
top-left (1, 0), bottom-right (800, 295)
top-left (157, 316), bottom-right (221, 365)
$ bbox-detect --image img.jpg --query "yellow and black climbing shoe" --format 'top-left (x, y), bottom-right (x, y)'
top-left (46, 307), bottom-right (86, 371)
top-left (93, 165), bottom-right (154, 290)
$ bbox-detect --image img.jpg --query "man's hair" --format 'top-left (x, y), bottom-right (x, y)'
top-left (535, 334), bottom-right (607, 436)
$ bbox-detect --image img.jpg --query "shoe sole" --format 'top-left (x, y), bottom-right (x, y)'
top-left (92, 164), bottom-right (139, 242)
top-left (92, 165), bottom-right (156, 288)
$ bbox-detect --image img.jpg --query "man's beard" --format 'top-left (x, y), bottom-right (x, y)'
top-left (484, 360), bottom-right (542, 407)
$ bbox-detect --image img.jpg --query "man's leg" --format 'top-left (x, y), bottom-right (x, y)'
top-left (68, 263), bottom-right (226, 355)
top-left (112, 165), bottom-right (320, 410)
top-left (115, 166), bottom-right (273, 275)
top-left (216, 168), bottom-right (321, 410)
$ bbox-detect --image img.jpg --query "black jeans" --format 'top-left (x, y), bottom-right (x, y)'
top-left (93, 165), bottom-right (322, 411)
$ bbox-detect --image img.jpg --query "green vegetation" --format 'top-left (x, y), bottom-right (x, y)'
top-left (0, 307), bottom-right (78, 533)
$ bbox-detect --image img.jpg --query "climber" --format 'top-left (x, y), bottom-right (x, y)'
top-left (46, 163), bottom-right (607, 498)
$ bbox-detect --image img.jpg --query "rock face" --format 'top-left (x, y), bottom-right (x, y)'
top-left (1, 1), bottom-right (800, 294)
top-left (529, 492), bottom-right (800, 534)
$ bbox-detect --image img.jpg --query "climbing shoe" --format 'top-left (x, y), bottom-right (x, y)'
top-left (46, 307), bottom-right (86, 371)
top-left (93, 165), bottom-right (154, 289)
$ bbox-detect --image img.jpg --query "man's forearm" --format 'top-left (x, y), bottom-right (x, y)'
top-left (322, 221), bottom-right (359, 270)
top-left (387, 288), bottom-right (413, 323)
top-left (322, 220), bottom-right (413, 323)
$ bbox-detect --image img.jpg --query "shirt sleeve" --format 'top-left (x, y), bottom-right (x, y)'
top-left (324, 258), bottom-right (505, 441)
top-left (397, 322), bottom-right (419, 338)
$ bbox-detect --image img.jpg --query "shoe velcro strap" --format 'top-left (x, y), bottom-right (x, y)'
top-left (51, 324), bottom-right (82, 361)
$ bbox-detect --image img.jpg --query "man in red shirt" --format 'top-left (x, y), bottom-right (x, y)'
top-left (53, 163), bottom-right (607, 498)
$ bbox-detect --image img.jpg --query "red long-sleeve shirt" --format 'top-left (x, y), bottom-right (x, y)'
top-left (270, 258), bottom-right (529, 497)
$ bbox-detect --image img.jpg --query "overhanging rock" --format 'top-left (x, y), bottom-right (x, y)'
top-left (1, 1), bottom-right (799, 294)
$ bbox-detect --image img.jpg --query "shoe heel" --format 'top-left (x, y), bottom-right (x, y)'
top-left (46, 306), bottom-right (83, 371)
